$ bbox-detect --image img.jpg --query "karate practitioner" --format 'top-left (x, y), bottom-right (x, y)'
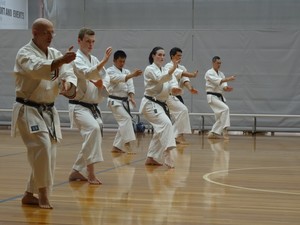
top-left (106, 50), bottom-right (142, 153)
top-left (11, 18), bottom-right (77, 209)
top-left (205, 56), bottom-right (235, 139)
top-left (68, 28), bottom-right (112, 184)
top-left (165, 47), bottom-right (199, 144)
top-left (139, 46), bottom-right (182, 168)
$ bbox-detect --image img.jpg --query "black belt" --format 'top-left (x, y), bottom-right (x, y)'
top-left (109, 95), bottom-right (132, 118)
top-left (16, 97), bottom-right (56, 140)
top-left (144, 95), bottom-right (170, 120)
top-left (16, 97), bottom-right (54, 110)
top-left (176, 95), bottom-right (184, 104)
top-left (69, 100), bottom-right (102, 119)
top-left (108, 95), bottom-right (128, 101)
top-left (206, 92), bottom-right (225, 103)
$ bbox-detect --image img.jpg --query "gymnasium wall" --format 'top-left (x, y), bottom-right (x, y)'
top-left (1, 0), bottom-right (300, 130)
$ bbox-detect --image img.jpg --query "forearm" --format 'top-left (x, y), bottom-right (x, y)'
top-left (159, 66), bottom-right (176, 83)
top-left (221, 75), bottom-right (235, 84)
top-left (184, 81), bottom-right (193, 91)
top-left (220, 77), bottom-right (229, 84)
top-left (96, 60), bottom-right (107, 72)
top-left (51, 57), bottom-right (64, 71)
top-left (182, 71), bottom-right (195, 78)
top-left (125, 73), bottom-right (135, 82)
top-left (61, 83), bottom-right (76, 99)
top-left (52, 50), bottom-right (76, 71)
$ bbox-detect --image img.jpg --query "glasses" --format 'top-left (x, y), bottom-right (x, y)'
top-left (42, 31), bottom-right (56, 37)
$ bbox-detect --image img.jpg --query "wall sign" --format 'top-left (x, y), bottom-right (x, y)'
top-left (0, 0), bottom-right (28, 29)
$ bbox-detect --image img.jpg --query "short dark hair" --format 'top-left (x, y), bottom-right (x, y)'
top-left (113, 50), bottom-right (127, 60)
top-left (212, 56), bottom-right (221, 62)
top-left (148, 46), bottom-right (164, 64)
top-left (169, 47), bottom-right (182, 58)
top-left (78, 28), bottom-right (95, 40)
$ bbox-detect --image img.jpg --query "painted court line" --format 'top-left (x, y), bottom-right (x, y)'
top-left (0, 157), bottom-right (146, 203)
top-left (203, 166), bottom-right (300, 195)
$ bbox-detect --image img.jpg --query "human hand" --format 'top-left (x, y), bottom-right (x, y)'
top-left (192, 70), bottom-right (198, 78)
top-left (224, 86), bottom-right (233, 92)
top-left (60, 79), bottom-right (76, 99)
top-left (90, 79), bottom-right (103, 88)
top-left (129, 98), bottom-right (136, 108)
top-left (60, 79), bottom-right (73, 96)
top-left (227, 75), bottom-right (236, 81)
top-left (171, 87), bottom-right (183, 96)
top-left (132, 69), bottom-right (143, 77)
top-left (169, 60), bottom-right (180, 76)
top-left (173, 59), bottom-right (180, 68)
top-left (61, 46), bottom-right (76, 64)
top-left (102, 47), bottom-right (113, 63)
top-left (190, 87), bottom-right (198, 94)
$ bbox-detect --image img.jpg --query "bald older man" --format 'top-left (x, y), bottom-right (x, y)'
top-left (11, 18), bottom-right (77, 209)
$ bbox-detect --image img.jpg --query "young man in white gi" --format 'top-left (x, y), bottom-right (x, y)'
top-left (139, 46), bottom-right (181, 168)
top-left (68, 28), bottom-right (112, 185)
top-left (165, 47), bottom-right (199, 144)
top-left (205, 56), bottom-right (236, 139)
top-left (106, 50), bottom-right (142, 153)
top-left (11, 18), bottom-right (77, 209)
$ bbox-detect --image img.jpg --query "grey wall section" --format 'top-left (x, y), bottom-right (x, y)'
top-left (1, 0), bottom-right (300, 130)
top-left (27, 0), bottom-right (300, 30)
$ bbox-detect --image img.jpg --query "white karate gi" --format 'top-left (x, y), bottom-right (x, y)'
top-left (106, 65), bottom-right (136, 151)
top-left (11, 40), bottom-right (77, 194)
top-left (205, 68), bottom-right (230, 135)
top-left (69, 49), bottom-right (108, 176)
top-left (165, 62), bottom-right (192, 137)
top-left (139, 63), bottom-right (177, 161)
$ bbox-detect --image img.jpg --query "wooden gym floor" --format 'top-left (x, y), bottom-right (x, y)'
top-left (0, 128), bottom-right (300, 225)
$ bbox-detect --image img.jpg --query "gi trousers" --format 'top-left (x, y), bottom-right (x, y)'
top-left (208, 96), bottom-right (230, 135)
top-left (142, 101), bottom-right (176, 161)
top-left (17, 107), bottom-right (56, 194)
top-left (109, 104), bottom-right (136, 151)
top-left (70, 106), bottom-right (103, 176)
top-left (167, 96), bottom-right (192, 137)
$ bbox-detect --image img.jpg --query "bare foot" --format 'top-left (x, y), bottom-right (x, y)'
top-left (69, 170), bottom-right (88, 181)
top-left (87, 164), bottom-right (102, 185)
top-left (145, 157), bottom-right (163, 166)
top-left (38, 187), bottom-right (53, 209)
top-left (21, 192), bottom-right (39, 205)
top-left (88, 175), bottom-right (102, 185)
top-left (111, 146), bottom-right (125, 153)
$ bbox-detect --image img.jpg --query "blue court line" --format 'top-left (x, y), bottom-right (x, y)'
top-left (0, 151), bottom-right (26, 157)
top-left (0, 157), bottom-right (146, 204)
top-left (0, 142), bottom-right (81, 158)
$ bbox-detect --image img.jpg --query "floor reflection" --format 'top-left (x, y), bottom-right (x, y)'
top-left (111, 152), bottom-right (136, 200)
top-left (139, 147), bottom-right (191, 225)
top-left (203, 139), bottom-right (230, 209)
top-left (68, 181), bottom-right (103, 225)
top-left (22, 205), bottom-right (51, 224)
top-left (68, 152), bottom-right (136, 225)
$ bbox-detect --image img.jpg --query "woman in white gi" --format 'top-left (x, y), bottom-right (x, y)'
top-left (107, 50), bottom-right (142, 153)
top-left (165, 47), bottom-right (199, 144)
top-left (139, 46), bottom-right (182, 168)
top-left (205, 56), bottom-right (236, 139)
top-left (11, 18), bottom-right (77, 209)
top-left (68, 28), bottom-right (112, 185)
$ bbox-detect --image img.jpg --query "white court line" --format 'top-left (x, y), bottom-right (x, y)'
top-left (203, 166), bottom-right (300, 195)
